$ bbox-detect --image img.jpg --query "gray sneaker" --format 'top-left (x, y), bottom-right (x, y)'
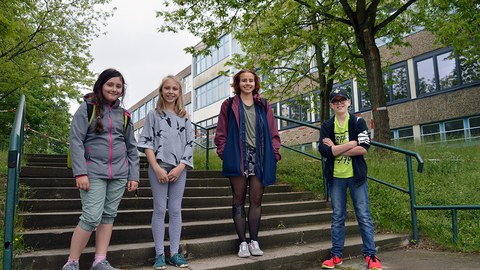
top-left (248, 240), bottom-right (264, 256)
top-left (62, 261), bottom-right (79, 270)
top-left (238, 241), bottom-right (250, 258)
top-left (90, 260), bottom-right (120, 270)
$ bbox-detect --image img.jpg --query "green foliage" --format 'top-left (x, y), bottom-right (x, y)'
top-left (414, 0), bottom-right (480, 64)
top-left (0, 0), bottom-right (114, 153)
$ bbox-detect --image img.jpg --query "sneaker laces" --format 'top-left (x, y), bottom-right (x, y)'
top-left (367, 254), bottom-right (380, 263)
top-left (251, 240), bottom-right (260, 249)
top-left (325, 252), bottom-right (336, 260)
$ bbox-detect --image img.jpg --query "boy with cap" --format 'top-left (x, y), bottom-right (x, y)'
top-left (318, 89), bottom-right (382, 270)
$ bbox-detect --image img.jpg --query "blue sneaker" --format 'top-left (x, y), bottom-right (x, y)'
top-left (153, 254), bottom-right (166, 270)
top-left (168, 253), bottom-right (188, 268)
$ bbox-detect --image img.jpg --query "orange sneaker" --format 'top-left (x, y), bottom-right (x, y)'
top-left (321, 253), bottom-right (342, 269)
top-left (365, 254), bottom-right (382, 270)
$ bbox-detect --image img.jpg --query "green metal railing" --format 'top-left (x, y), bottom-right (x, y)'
top-left (3, 95), bottom-right (26, 270)
top-left (193, 114), bottom-right (480, 244)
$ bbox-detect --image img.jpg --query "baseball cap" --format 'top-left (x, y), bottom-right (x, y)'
top-left (329, 88), bottom-right (350, 102)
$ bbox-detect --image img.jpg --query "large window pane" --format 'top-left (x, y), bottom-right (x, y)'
top-left (421, 123), bottom-right (440, 143)
top-left (417, 58), bottom-right (436, 95)
top-left (280, 102), bottom-right (290, 128)
top-left (391, 66), bottom-right (409, 101)
top-left (469, 116), bottom-right (480, 139)
top-left (437, 51), bottom-right (457, 90)
top-left (444, 119), bottom-right (464, 141)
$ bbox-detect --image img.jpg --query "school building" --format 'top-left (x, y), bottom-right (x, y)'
top-left (128, 30), bottom-right (480, 147)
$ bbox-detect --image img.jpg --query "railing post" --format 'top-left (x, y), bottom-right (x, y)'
top-left (3, 94), bottom-right (25, 270)
top-left (452, 209), bottom-right (458, 244)
top-left (205, 129), bottom-right (210, 170)
top-left (406, 155), bottom-right (419, 243)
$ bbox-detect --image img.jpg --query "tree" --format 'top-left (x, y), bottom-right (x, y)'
top-left (230, 2), bottom-right (363, 122)
top-left (0, 0), bottom-right (113, 152)
top-left (416, 0), bottom-right (480, 64)
top-left (158, 0), bottom-right (476, 144)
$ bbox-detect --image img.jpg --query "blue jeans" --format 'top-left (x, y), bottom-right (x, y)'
top-left (329, 177), bottom-right (376, 257)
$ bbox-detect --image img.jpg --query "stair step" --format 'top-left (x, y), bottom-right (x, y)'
top-left (15, 154), bottom-right (409, 269)
top-left (16, 232), bottom-right (408, 270)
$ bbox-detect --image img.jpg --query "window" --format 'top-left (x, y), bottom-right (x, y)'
top-left (357, 80), bottom-right (371, 111)
top-left (146, 99), bottom-right (154, 114)
top-left (181, 74), bottom-right (193, 94)
top-left (421, 123), bottom-right (440, 143)
top-left (384, 63), bottom-right (409, 103)
top-left (415, 48), bottom-right (480, 97)
top-left (185, 103), bottom-right (192, 118)
top-left (469, 116), bottom-right (480, 140)
top-left (194, 75), bottom-right (231, 110)
top-left (138, 105), bottom-right (145, 120)
top-left (392, 126), bottom-right (414, 144)
top-left (444, 119), bottom-right (464, 141)
top-left (279, 95), bottom-right (311, 129)
top-left (132, 110), bottom-right (138, 123)
top-left (194, 34), bottom-right (230, 76)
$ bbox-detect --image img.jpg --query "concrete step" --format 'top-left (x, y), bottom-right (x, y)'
top-left (21, 196), bottom-right (326, 213)
top-left (22, 184), bottom-right (294, 199)
top-left (20, 177), bottom-right (232, 187)
top-left (20, 166), bottom-right (223, 179)
top-left (16, 232), bottom-right (408, 270)
top-left (23, 217), bottom-right (353, 251)
top-left (20, 204), bottom-right (330, 229)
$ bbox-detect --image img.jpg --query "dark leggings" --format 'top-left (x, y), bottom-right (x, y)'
top-left (230, 175), bottom-right (265, 243)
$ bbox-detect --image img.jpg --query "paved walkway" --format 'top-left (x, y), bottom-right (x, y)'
top-left (306, 247), bottom-right (480, 270)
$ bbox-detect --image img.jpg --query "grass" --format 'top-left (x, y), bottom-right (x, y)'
top-left (194, 141), bottom-right (480, 252)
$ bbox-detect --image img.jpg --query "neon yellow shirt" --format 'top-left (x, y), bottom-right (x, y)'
top-left (333, 114), bottom-right (354, 178)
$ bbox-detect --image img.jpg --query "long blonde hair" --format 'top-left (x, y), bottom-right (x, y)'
top-left (156, 75), bottom-right (186, 117)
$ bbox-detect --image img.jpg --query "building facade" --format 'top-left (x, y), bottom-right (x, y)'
top-left (129, 30), bottom-right (480, 146)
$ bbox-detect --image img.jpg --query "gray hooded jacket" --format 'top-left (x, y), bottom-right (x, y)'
top-left (69, 95), bottom-right (139, 181)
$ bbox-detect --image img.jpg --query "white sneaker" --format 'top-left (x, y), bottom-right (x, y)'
top-left (248, 240), bottom-right (264, 256)
top-left (238, 241), bottom-right (250, 258)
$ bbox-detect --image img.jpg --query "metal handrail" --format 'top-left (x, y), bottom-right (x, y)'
top-left (3, 94), bottom-right (26, 270)
top-left (192, 113), bottom-right (479, 244)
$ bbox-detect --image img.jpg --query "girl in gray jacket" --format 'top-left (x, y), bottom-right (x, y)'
top-left (63, 68), bottom-right (140, 270)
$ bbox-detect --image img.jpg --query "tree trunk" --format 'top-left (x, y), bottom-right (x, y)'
top-left (358, 27), bottom-right (390, 144)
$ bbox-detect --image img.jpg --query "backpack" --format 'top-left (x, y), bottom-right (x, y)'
top-left (67, 103), bottom-right (130, 169)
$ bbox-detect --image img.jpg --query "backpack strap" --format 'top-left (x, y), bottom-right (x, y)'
top-left (87, 103), bottom-right (96, 126)
top-left (123, 110), bottom-right (131, 132)
top-left (87, 103), bottom-right (130, 133)
top-left (260, 97), bottom-right (267, 109)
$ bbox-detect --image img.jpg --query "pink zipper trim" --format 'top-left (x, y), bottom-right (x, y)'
top-left (108, 106), bottom-right (113, 179)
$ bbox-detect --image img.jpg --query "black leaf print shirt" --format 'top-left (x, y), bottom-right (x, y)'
top-left (137, 110), bottom-right (194, 169)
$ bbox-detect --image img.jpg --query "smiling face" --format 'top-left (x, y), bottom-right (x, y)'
top-left (239, 72), bottom-right (256, 95)
top-left (161, 78), bottom-right (181, 106)
top-left (329, 96), bottom-right (350, 115)
top-left (102, 76), bottom-right (124, 105)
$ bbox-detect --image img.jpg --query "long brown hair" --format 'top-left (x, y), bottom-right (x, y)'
top-left (156, 75), bottom-right (186, 117)
top-left (92, 68), bottom-right (126, 133)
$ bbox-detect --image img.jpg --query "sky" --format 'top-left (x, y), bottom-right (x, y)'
top-left (72, 0), bottom-right (199, 114)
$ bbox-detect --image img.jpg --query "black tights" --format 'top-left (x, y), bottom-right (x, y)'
top-left (230, 175), bottom-right (265, 243)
